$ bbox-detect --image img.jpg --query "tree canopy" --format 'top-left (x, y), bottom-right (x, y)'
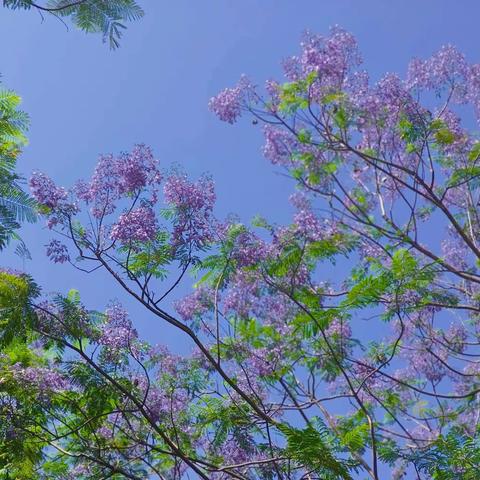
top-left (2, 25), bottom-right (480, 480)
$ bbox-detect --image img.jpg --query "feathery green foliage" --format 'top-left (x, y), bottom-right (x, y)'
top-left (0, 84), bottom-right (36, 254)
top-left (2, 0), bottom-right (144, 49)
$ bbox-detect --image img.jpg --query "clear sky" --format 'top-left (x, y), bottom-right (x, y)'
top-left (1, 0), bottom-right (480, 346)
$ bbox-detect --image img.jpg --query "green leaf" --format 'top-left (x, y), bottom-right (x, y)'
top-left (468, 142), bottom-right (480, 162)
top-left (435, 128), bottom-right (456, 145)
top-left (279, 423), bottom-right (353, 479)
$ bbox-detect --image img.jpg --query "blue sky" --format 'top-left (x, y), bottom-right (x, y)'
top-left (1, 0), bottom-right (480, 345)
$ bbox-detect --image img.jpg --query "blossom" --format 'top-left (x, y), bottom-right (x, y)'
top-left (262, 125), bottom-right (297, 166)
top-left (116, 144), bottom-right (161, 193)
top-left (10, 364), bottom-right (68, 393)
top-left (163, 173), bottom-right (216, 248)
top-left (223, 271), bottom-right (260, 318)
top-left (99, 302), bottom-right (138, 360)
top-left (29, 171), bottom-right (67, 209)
top-left (209, 75), bottom-right (253, 124)
top-left (220, 223), bottom-right (271, 267)
top-left (326, 318), bottom-right (352, 341)
top-left (148, 344), bottom-right (181, 376)
top-left (282, 26), bottom-right (361, 87)
top-left (164, 174), bottom-right (215, 211)
top-left (110, 205), bottom-right (157, 243)
top-left (208, 85), bottom-right (243, 124)
top-left (174, 285), bottom-right (214, 321)
top-left (408, 346), bottom-right (447, 383)
top-left (75, 144), bottom-right (161, 218)
top-left (293, 209), bottom-right (326, 241)
top-left (249, 344), bottom-right (285, 377)
top-left (135, 376), bottom-right (188, 422)
top-left (406, 45), bottom-right (469, 100)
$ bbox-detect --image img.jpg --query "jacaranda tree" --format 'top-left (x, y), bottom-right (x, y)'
top-left (2, 27), bottom-right (480, 479)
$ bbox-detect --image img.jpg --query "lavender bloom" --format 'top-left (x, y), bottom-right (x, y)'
top-left (174, 285), bottom-right (214, 321)
top-left (75, 144), bottom-right (161, 218)
top-left (223, 271), bottom-right (260, 318)
top-left (29, 171), bottom-right (67, 209)
top-left (135, 376), bottom-right (187, 422)
top-left (282, 26), bottom-right (361, 88)
top-left (262, 125), bottom-right (298, 166)
top-left (10, 364), bottom-right (68, 393)
top-left (116, 144), bottom-right (161, 194)
top-left (148, 344), bottom-right (181, 375)
top-left (249, 344), bottom-right (286, 377)
top-left (209, 85), bottom-right (243, 124)
top-left (110, 205), bottom-right (157, 243)
top-left (99, 302), bottom-right (138, 360)
top-left (163, 173), bottom-right (216, 248)
top-left (406, 45), bottom-right (469, 100)
top-left (208, 75), bottom-right (253, 124)
top-left (293, 209), bottom-right (328, 241)
top-left (408, 347), bottom-right (447, 383)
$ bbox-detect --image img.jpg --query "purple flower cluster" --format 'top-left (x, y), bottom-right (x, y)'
top-left (221, 224), bottom-right (271, 267)
top-left (174, 284), bottom-right (214, 322)
top-left (135, 376), bottom-right (187, 422)
top-left (407, 44), bottom-right (480, 121)
top-left (99, 302), bottom-right (138, 360)
top-left (326, 318), bottom-right (352, 340)
top-left (293, 209), bottom-right (328, 241)
top-left (76, 144), bottom-right (161, 218)
top-left (223, 271), bottom-right (260, 318)
top-left (441, 228), bottom-right (470, 271)
top-left (148, 344), bottom-right (181, 376)
top-left (407, 345), bottom-right (447, 383)
top-left (208, 75), bottom-right (253, 124)
top-left (208, 85), bottom-right (243, 124)
top-left (10, 364), bottom-right (68, 393)
top-left (110, 205), bottom-right (157, 243)
top-left (262, 125), bottom-right (299, 167)
top-left (282, 26), bottom-right (361, 88)
top-left (29, 171), bottom-right (67, 209)
top-left (163, 173), bottom-right (216, 247)
top-left (249, 344), bottom-right (285, 377)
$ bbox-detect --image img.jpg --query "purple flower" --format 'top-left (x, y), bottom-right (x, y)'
top-left (75, 144), bottom-right (161, 218)
top-left (163, 173), bottom-right (216, 248)
top-left (441, 228), bottom-right (469, 271)
top-left (174, 285), bottom-right (214, 321)
top-left (209, 85), bottom-right (243, 124)
top-left (116, 144), bottom-right (161, 194)
top-left (293, 209), bottom-right (327, 241)
top-left (408, 346), bottom-right (447, 383)
top-left (29, 171), bottom-right (67, 209)
top-left (135, 376), bottom-right (187, 422)
top-left (223, 271), bottom-right (260, 318)
top-left (99, 302), bottom-right (138, 360)
top-left (209, 75), bottom-right (253, 124)
top-left (283, 26), bottom-right (361, 88)
top-left (220, 224), bottom-right (271, 267)
top-left (110, 206), bottom-right (157, 243)
top-left (262, 125), bottom-right (297, 166)
top-left (406, 45), bottom-right (468, 100)
top-left (10, 364), bottom-right (68, 393)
